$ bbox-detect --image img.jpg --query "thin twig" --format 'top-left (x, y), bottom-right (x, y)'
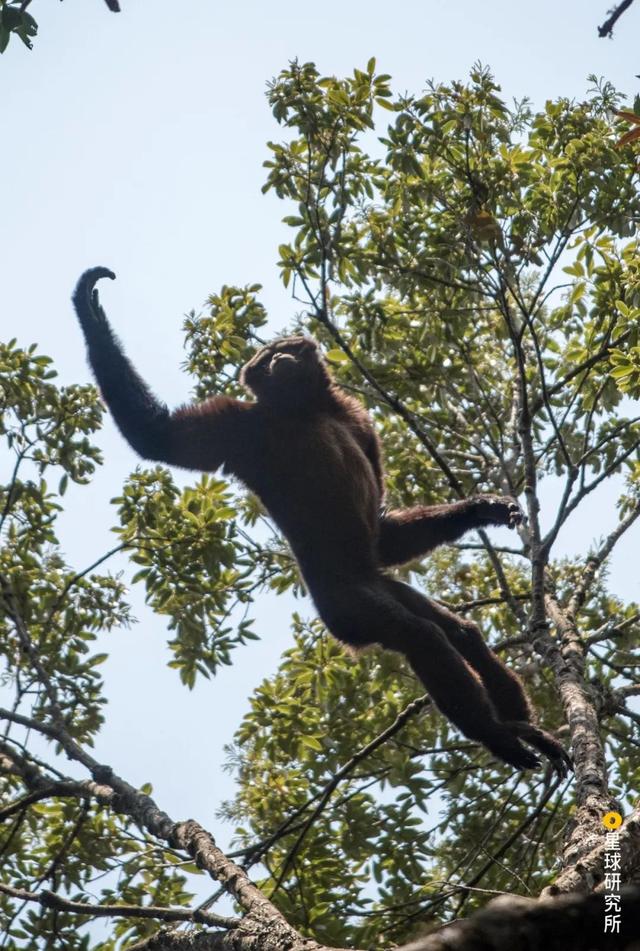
top-left (269, 695), bottom-right (430, 894)
top-left (0, 882), bottom-right (237, 928)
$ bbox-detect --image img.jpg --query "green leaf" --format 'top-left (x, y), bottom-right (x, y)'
top-left (325, 348), bottom-right (349, 363)
top-left (299, 735), bottom-right (323, 752)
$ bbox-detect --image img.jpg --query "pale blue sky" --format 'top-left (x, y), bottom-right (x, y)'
top-left (2, 0), bottom-right (639, 856)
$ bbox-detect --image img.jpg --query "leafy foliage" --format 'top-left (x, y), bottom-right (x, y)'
top-left (2, 63), bottom-right (640, 948)
top-left (114, 469), bottom-right (257, 686)
top-left (219, 63), bottom-right (640, 945)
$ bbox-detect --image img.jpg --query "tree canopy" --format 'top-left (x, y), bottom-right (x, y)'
top-left (1, 63), bottom-right (640, 950)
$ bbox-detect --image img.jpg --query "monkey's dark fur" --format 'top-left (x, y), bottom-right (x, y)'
top-left (73, 267), bottom-right (571, 775)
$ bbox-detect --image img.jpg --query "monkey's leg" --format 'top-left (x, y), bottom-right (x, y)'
top-left (311, 578), bottom-right (541, 771)
top-left (383, 578), bottom-right (531, 720)
top-left (384, 579), bottom-right (572, 776)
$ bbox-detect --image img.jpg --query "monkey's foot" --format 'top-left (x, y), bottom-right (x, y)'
top-left (484, 725), bottom-right (541, 771)
top-left (505, 721), bottom-right (573, 779)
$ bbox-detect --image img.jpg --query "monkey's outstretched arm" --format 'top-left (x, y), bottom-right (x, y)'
top-left (72, 268), bottom-right (253, 472)
top-left (377, 496), bottom-right (523, 566)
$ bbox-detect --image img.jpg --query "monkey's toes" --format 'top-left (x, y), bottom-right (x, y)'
top-left (505, 721), bottom-right (572, 779)
top-left (487, 730), bottom-right (541, 770)
top-left (512, 748), bottom-right (541, 771)
top-left (547, 745), bottom-right (574, 780)
top-left (502, 746), bottom-right (541, 771)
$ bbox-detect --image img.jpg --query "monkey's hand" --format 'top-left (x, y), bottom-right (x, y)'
top-left (73, 267), bottom-right (117, 336)
top-left (474, 495), bottom-right (524, 529)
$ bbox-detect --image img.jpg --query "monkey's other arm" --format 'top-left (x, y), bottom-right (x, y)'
top-left (378, 496), bottom-right (523, 566)
top-left (72, 268), bottom-right (251, 472)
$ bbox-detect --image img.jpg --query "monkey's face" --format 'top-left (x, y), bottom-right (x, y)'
top-left (241, 336), bottom-right (329, 408)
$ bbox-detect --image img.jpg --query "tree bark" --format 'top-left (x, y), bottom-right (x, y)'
top-left (396, 888), bottom-right (640, 951)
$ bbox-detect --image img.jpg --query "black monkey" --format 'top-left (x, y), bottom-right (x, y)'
top-left (73, 267), bottom-right (571, 775)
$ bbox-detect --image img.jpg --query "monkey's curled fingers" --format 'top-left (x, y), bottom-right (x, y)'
top-left (475, 495), bottom-right (525, 530)
top-left (73, 267), bottom-right (117, 331)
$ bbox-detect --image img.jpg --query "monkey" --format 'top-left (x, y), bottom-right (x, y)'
top-left (72, 267), bottom-right (571, 776)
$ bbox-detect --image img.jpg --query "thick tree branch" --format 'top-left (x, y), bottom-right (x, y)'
top-left (544, 804), bottom-right (640, 895)
top-left (125, 888), bottom-right (640, 951)
top-left (586, 613), bottom-right (640, 645)
top-left (540, 596), bottom-right (616, 874)
top-left (396, 888), bottom-right (640, 951)
top-left (598, 0), bottom-right (636, 36)
top-left (0, 708), bottom-right (342, 951)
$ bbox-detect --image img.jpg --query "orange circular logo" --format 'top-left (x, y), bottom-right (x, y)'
top-left (602, 811), bottom-right (623, 829)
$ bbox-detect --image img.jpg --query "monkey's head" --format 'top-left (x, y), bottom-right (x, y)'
top-left (241, 336), bottom-right (331, 409)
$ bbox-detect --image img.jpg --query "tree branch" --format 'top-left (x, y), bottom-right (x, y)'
top-left (269, 695), bottom-right (431, 893)
top-left (569, 497), bottom-right (640, 614)
top-left (544, 803), bottom-right (640, 895)
top-left (0, 709), bottom-right (340, 951)
top-left (0, 883), bottom-right (237, 929)
top-left (598, 0), bottom-right (636, 36)
top-left (540, 596), bottom-right (616, 873)
top-left (396, 888), bottom-right (640, 951)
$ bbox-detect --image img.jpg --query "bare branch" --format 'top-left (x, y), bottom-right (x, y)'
top-left (569, 498), bottom-right (640, 614)
top-left (546, 435), bottom-right (640, 545)
top-left (544, 801), bottom-right (640, 895)
top-left (0, 882), bottom-right (237, 929)
top-left (437, 593), bottom-right (530, 615)
top-left (586, 612), bottom-right (640, 645)
top-left (598, 0), bottom-right (636, 36)
top-left (542, 596), bottom-right (616, 870)
top-left (397, 887), bottom-right (640, 951)
top-left (529, 328), bottom-right (631, 417)
top-left (0, 708), bottom-right (338, 951)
